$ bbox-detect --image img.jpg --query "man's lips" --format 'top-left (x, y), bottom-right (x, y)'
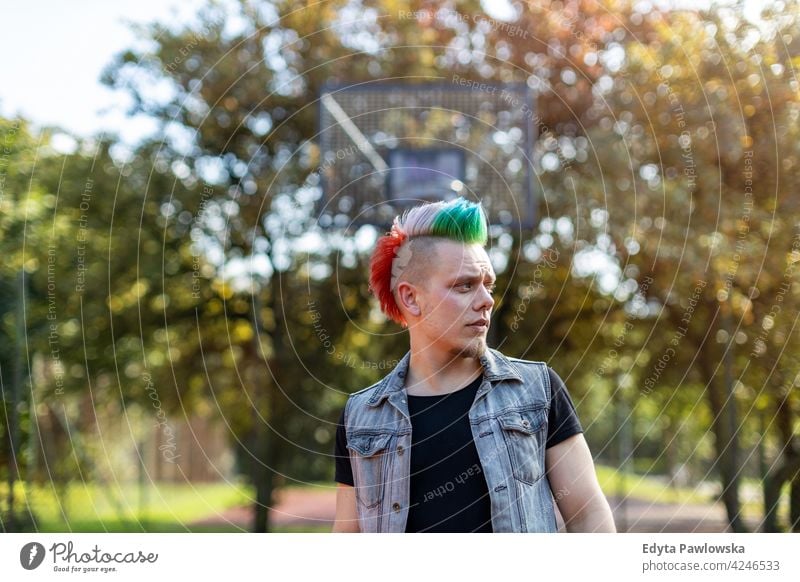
top-left (467, 320), bottom-right (489, 327)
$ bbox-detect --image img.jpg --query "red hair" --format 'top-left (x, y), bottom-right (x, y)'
top-left (369, 197), bottom-right (487, 327)
top-left (369, 222), bottom-right (408, 327)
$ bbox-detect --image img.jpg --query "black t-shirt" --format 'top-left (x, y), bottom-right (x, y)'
top-left (334, 366), bottom-right (583, 532)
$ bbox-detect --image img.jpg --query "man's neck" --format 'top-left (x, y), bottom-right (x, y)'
top-left (404, 346), bottom-right (484, 396)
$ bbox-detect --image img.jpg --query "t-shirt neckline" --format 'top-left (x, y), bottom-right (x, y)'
top-left (406, 371), bottom-right (484, 399)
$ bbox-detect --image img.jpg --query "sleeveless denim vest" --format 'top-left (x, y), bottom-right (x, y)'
top-left (343, 348), bottom-right (558, 533)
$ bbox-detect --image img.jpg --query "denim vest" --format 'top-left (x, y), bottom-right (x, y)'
top-left (343, 348), bottom-right (558, 533)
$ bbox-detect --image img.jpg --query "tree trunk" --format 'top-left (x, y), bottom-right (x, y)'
top-left (697, 324), bottom-right (748, 532)
top-left (250, 268), bottom-right (287, 532)
top-left (791, 467), bottom-right (800, 532)
top-left (763, 453), bottom-right (800, 532)
top-left (762, 366), bottom-right (798, 532)
top-left (252, 428), bottom-right (274, 533)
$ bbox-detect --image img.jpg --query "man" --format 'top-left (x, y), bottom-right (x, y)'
top-left (332, 197), bottom-right (615, 533)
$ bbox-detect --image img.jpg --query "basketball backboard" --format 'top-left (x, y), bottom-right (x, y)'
top-left (316, 80), bottom-right (536, 230)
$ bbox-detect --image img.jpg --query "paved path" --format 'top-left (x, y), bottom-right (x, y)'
top-left (605, 496), bottom-right (760, 533)
top-left (191, 488), bottom-right (761, 532)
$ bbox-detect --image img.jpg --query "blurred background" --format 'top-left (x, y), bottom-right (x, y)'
top-left (1, 0), bottom-right (799, 533)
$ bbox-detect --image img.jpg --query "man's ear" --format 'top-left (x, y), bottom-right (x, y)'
top-left (396, 281), bottom-right (422, 318)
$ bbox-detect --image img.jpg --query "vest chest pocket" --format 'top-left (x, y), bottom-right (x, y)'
top-left (497, 408), bottom-right (547, 485)
top-left (346, 432), bottom-right (394, 509)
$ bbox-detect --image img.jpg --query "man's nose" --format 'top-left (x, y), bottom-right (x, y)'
top-left (475, 285), bottom-right (494, 312)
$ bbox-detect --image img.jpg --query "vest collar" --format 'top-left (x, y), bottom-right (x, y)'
top-left (366, 347), bottom-right (523, 407)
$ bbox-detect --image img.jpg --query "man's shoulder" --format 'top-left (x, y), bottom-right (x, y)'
top-left (492, 349), bottom-right (549, 370)
top-left (342, 374), bottom-right (392, 425)
top-left (349, 377), bottom-right (386, 398)
top-left (504, 355), bottom-right (548, 366)
top-left (489, 350), bottom-right (554, 398)
top-left (347, 364), bottom-right (397, 399)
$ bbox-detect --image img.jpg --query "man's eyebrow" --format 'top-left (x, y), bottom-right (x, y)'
top-left (449, 273), bottom-right (497, 284)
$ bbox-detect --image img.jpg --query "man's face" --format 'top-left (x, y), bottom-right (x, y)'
top-left (409, 240), bottom-right (496, 359)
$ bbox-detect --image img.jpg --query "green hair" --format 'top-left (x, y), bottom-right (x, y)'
top-left (369, 197), bottom-right (489, 326)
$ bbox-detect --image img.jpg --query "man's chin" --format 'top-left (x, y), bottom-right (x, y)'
top-left (451, 339), bottom-right (487, 360)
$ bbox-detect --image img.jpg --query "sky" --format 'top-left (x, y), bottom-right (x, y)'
top-left (0, 0), bottom-right (206, 143)
top-left (0, 0), bottom-right (769, 293)
top-left (1, 0), bottom-right (766, 146)
top-left (0, 0), bottom-right (513, 147)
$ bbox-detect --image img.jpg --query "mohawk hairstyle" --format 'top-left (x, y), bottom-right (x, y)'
top-left (369, 197), bottom-right (489, 327)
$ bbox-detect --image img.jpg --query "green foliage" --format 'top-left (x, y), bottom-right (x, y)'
top-left (3, 0), bottom-right (800, 531)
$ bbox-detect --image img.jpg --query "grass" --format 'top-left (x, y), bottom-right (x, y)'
top-left (1, 480), bottom-right (253, 532)
top-left (2, 469), bottom-right (790, 532)
top-left (596, 465), bottom-right (711, 505)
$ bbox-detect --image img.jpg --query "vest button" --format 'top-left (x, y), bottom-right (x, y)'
top-left (397, 445), bottom-right (404, 455)
top-left (392, 502), bottom-right (401, 511)
top-left (522, 420), bottom-right (530, 427)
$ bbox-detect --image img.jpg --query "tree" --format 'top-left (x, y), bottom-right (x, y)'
top-left (573, 2), bottom-right (800, 530)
